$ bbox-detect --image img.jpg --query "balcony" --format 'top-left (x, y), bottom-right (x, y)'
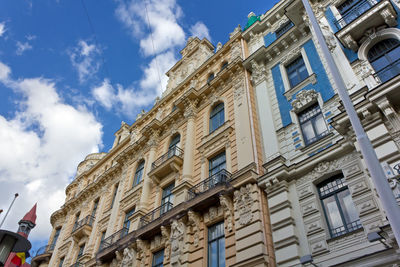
top-left (98, 227), bottom-right (129, 252)
top-left (71, 215), bottom-right (94, 241)
top-left (31, 244), bottom-right (54, 267)
top-left (188, 169), bottom-right (232, 200)
top-left (69, 262), bottom-right (83, 267)
top-left (149, 146), bottom-right (183, 182)
top-left (334, 0), bottom-right (397, 51)
top-left (139, 202), bottom-right (174, 228)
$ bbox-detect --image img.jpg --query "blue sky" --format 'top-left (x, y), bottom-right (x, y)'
top-left (0, 0), bottom-right (277, 258)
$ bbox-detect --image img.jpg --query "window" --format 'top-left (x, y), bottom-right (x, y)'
top-left (77, 244), bottom-right (85, 259)
top-left (91, 198), bottom-right (99, 218)
top-left (298, 104), bottom-right (328, 145)
top-left (50, 228), bottom-right (61, 250)
top-left (161, 183), bottom-right (174, 214)
top-left (221, 62), bottom-right (228, 71)
top-left (207, 73), bottom-right (215, 84)
top-left (99, 231), bottom-right (106, 251)
top-left (152, 249), bottom-right (164, 267)
top-left (208, 221), bottom-right (225, 267)
top-left (337, 0), bottom-right (374, 25)
top-left (275, 21), bottom-right (294, 38)
top-left (286, 56), bottom-right (308, 87)
top-left (110, 183), bottom-right (119, 209)
top-left (368, 38), bottom-right (400, 83)
top-left (73, 212), bottom-right (80, 228)
top-left (209, 152), bottom-right (226, 176)
top-left (210, 103), bottom-right (225, 133)
top-left (58, 257), bottom-right (64, 267)
top-left (169, 134), bottom-right (181, 149)
top-left (133, 161), bottom-right (145, 187)
top-left (318, 174), bottom-right (362, 238)
top-left (123, 207), bottom-right (136, 233)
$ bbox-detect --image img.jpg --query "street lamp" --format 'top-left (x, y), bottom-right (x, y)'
top-left (0, 230), bottom-right (31, 267)
top-left (300, 0), bottom-right (400, 246)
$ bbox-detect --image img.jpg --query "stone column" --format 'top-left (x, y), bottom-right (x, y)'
top-left (182, 99), bottom-right (198, 182)
top-left (139, 137), bottom-right (158, 210)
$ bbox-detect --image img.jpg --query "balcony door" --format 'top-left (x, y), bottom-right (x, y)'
top-left (161, 183), bottom-right (174, 214)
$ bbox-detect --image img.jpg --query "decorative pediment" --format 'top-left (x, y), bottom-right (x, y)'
top-left (291, 89), bottom-right (318, 112)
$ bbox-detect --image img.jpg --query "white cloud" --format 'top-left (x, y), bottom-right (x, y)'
top-left (0, 61), bottom-right (103, 241)
top-left (0, 22), bottom-right (6, 37)
top-left (115, 0), bottom-right (186, 56)
top-left (92, 79), bottom-right (116, 110)
top-left (190, 22), bottom-right (211, 41)
top-left (69, 40), bottom-right (101, 84)
top-left (16, 41), bottom-right (33, 55)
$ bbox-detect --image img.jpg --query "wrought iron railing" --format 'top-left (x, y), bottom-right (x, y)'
top-left (69, 262), bottom-right (83, 267)
top-left (72, 215), bottom-right (95, 233)
top-left (98, 227), bottom-right (129, 252)
top-left (373, 59), bottom-right (400, 84)
top-left (139, 202), bottom-right (174, 228)
top-left (188, 169), bottom-right (232, 200)
top-left (151, 146), bottom-right (184, 170)
top-left (275, 21), bottom-right (294, 38)
top-left (304, 129), bottom-right (330, 146)
top-left (334, 0), bottom-right (380, 30)
top-left (34, 244), bottom-right (55, 257)
top-left (330, 219), bottom-right (362, 238)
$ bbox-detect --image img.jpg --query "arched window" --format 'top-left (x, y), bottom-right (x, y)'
top-left (368, 38), bottom-right (400, 83)
top-left (207, 73), bottom-right (215, 84)
top-left (210, 103), bottom-right (225, 133)
top-left (133, 160), bottom-right (145, 187)
top-left (318, 174), bottom-right (361, 238)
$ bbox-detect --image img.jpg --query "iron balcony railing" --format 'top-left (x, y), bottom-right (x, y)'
top-left (334, 0), bottom-right (380, 30)
top-left (330, 219), bottom-right (362, 238)
top-left (34, 244), bottom-right (55, 257)
top-left (98, 227), bottom-right (129, 252)
top-left (373, 59), bottom-right (400, 84)
top-left (139, 202), bottom-right (174, 228)
top-left (188, 169), bottom-right (232, 200)
top-left (151, 146), bottom-right (184, 170)
top-left (72, 215), bottom-right (95, 233)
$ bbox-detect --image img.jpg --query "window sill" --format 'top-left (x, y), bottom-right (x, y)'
top-left (298, 131), bottom-right (333, 152)
top-left (284, 73), bottom-right (317, 101)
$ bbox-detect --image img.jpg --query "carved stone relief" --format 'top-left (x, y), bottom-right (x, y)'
top-left (187, 210), bottom-right (201, 247)
top-left (120, 247), bottom-right (135, 267)
top-left (170, 219), bottom-right (186, 266)
top-left (161, 226), bottom-right (171, 261)
top-left (250, 60), bottom-right (267, 85)
top-left (136, 239), bottom-right (148, 267)
top-left (234, 184), bottom-right (256, 226)
top-left (291, 89), bottom-right (318, 112)
top-left (219, 195), bottom-right (234, 232)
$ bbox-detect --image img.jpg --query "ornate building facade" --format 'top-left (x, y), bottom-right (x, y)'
top-left (32, 29), bottom-right (275, 267)
top-left (244, 0), bottom-right (400, 266)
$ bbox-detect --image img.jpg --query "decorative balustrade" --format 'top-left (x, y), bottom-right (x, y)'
top-left (334, 0), bottom-right (380, 30)
top-left (139, 202), bottom-right (174, 228)
top-left (72, 215), bottom-right (95, 233)
top-left (188, 169), bottom-right (232, 200)
top-left (330, 219), bottom-right (362, 238)
top-left (373, 59), bottom-right (400, 84)
top-left (151, 146), bottom-right (184, 170)
top-left (98, 227), bottom-right (129, 252)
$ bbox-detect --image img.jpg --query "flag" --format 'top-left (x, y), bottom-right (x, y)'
top-left (11, 252), bottom-right (26, 266)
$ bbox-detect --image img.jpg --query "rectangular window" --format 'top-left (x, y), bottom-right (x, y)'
top-left (99, 231), bottom-right (106, 251)
top-left (110, 183), bottom-right (119, 209)
top-left (91, 198), bottom-right (99, 218)
top-left (161, 183), bottom-right (174, 214)
top-left (58, 257), bottom-right (64, 267)
top-left (337, 0), bottom-right (374, 24)
top-left (319, 174), bottom-right (362, 238)
top-left (209, 152), bottom-right (226, 176)
top-left (286, 56), bottom-right (308, 87)
top-left (275, 21), bottom-right (294, 38)
top-left (133, 162), bottom-right (145, 187)
top-left (77, 244), bottom-right (85, 259)
top-left (123, 207), bottom-right (136, 233)
top-left (152, 249), bottom-right (164, 267)
top-left (73, 212), bottom-right (80, 228)
top-left (298, 104), bottom-right (328, 145)
top-left (50, 228), bottom-right (61, 250)
top-left (208, 221), bottom-right (225, 267)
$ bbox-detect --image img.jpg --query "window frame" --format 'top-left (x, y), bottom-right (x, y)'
top-left (209, 103), bottom-right (225, 133)
top-left (133, 161), bottom-right (145, 187)
top-left (152, 249), bottom-right (164, 267)
top-left (169, 134), bottom-right (181, 149)
top-left (286, 55), bottom-right (309, 88)
top-left (123, 207), bottom-right (136, 232)
top-left (50, 227), bottom-right (61, 249)
top-left (58, 257), bottom-right (64, 267)
top-left (91, 198), bottom-right (99, 218)
top-left (207, 221), bottom-right (225, 267)
top-left (209, 152), bottom-right (226, 177)
top-left (298, 103), bottom-right (329, 146)
top-left (207, 73), bottom-right (215, 84)
top-left (318, 174), bottom-right (362, 238)
top-left (77, 243), bottom-right (85, 260)
top-left (110, 183), bottom-right (119, 209)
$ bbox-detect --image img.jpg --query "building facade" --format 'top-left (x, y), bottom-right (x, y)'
top-left (244, 0), bottom-right (400, 266)
top-left (32, 0), bottom-right (400, 266)
top-left (32, 30), bottom-right (275, 267)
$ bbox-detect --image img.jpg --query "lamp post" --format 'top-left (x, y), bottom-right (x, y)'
top-left (300, 0), bottom-right (400, 246)
top-left (0, 230), bottom-right (31, 267)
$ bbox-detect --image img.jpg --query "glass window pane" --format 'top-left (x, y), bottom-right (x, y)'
top-left (337, 190), bottom-right (359, 224)
top-left (301, 121), bottom-right (315, 143)
top-left (219, 238), bottom-right (225, 267)
top-left (323, 195), bottom-right (344, 230)
top-left (209, 242), bottom-right (218, 267)
top-left (314, 114), bottom-right (328, 136)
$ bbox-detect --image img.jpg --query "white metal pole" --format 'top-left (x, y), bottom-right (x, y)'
top-left (0, 193), bottom-right (19, 228)
top-left (301, 0), bottom-right (400, 246)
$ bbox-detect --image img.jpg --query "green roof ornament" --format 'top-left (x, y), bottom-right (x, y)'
top-left (244, 12), bottom-right (261, 30)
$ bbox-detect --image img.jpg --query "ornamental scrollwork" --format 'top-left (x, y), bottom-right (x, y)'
top-left (234, 184), bottom-right (255, 226)
top-left (291, 89), bottom-right (318, 112)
